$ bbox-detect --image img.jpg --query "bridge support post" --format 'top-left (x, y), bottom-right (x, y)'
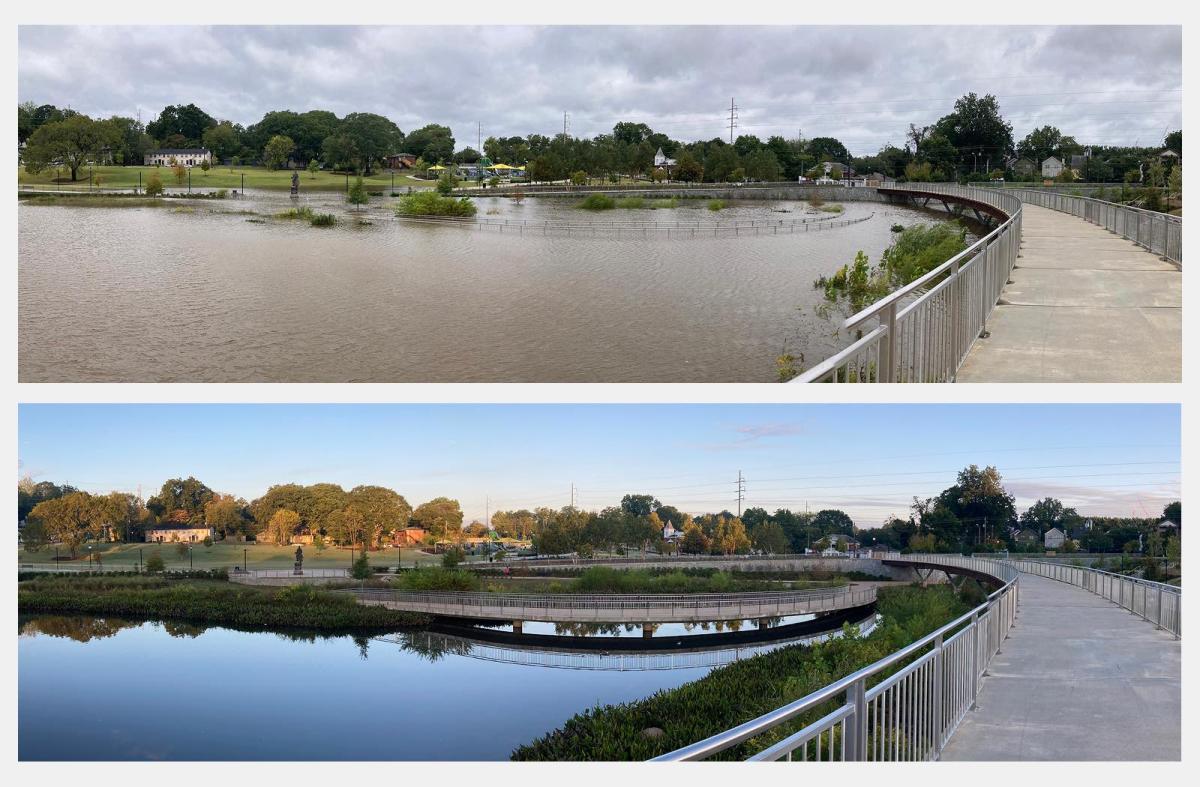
top-left (643, 623), bottom-right (656, 639)
top-left (845, 677), bottom-right (868, 761)
top-left (969, 610), bottom-right (980, 710)
top-left (512, 620), bottom-right (522, 634)
top-left (932, 633), bottom-right (944, 758)
top-left (879, 301), bottom-right (897, 382)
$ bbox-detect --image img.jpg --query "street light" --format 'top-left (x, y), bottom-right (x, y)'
top-left (243, 547), bottom-right (247, 572)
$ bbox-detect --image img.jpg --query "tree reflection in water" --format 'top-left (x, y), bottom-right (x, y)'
top-left (19, 615), bottom-right (140, 643)
top-left (396, 631), bottom-right (476, 663)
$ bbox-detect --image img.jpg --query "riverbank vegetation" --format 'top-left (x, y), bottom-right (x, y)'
top-left (17, 574), bottom-right (430, 632)
top-left (814, 221), bottom-right (969, 314)
top-left (512, 584), bottom-right (972, 760)
top-left (395, 191), bottom-right (476, 217)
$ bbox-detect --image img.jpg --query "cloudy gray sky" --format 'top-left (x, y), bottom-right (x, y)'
top-left (19, 25), bottom-right (1182, 156)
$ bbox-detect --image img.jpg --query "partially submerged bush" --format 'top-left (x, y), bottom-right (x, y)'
top-left (310, 212), bottom-right (337, 227)
top-left (578, 194), bottom-right (615, 211)
top-left (395, 191), bottom-right (477, 217)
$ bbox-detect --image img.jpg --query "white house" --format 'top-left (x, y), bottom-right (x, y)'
top-left (1041, 156), bottom-right (1064, 178)
top-left (653, 147), bottom-right (676, 169)
top-left (662, 520), bottom-right (683, 542)
top-left (1043, 527), bottom-right (1067, 549)
top-left (145, 148), bottom-right (212, 168)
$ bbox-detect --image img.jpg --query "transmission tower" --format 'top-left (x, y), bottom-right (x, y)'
top-left (736, 471), bottom-right (746, 517)
top-left (728, 98), bottom-right (739, 144)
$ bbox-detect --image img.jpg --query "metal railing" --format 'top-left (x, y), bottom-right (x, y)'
top-left (348, 584), bottom-right (875, 623)
top-left (475, 552), bottom-right (878, 568)
top-left (391, 211), bottom-right (873, 239)
top-left (652, 554), bottom-right (1018, 761)
top-left (1010, 558), bottom-right (1181, 638)
top-left (237, 568), bottom-right (349, 578)
top-left (1010, 189), bottom-right (1181, 266)
top-left (793, 183), bottom-right (1022, 383)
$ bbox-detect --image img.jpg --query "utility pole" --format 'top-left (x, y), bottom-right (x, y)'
top-left (477, 122), bottom-right (482, 155)
top-left (736, 471), bottom-right (745, 517)
top-left (728, 98), bottom-right (739, 144)
top-left (485, 495), bottom-right (490, 530)
top-left (563, 112), bottom-right (570, 139)
top-left (570, 483), bottom-right (577, 508)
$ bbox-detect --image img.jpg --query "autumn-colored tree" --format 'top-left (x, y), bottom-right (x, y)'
top-left (266, 508), bottom-right (301, 545)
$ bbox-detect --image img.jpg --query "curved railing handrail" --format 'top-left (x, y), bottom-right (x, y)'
top-left (1008, 188), bottom-right (1181, 265)
top-left (1013, 558), bottom-right (1181, 593)
top-left (792, 183), bottom-right (1024, 382)
top-left (653, 553), bottom-right (1018, 761)
top-left (839, 184), bottom-right (1022, 331)
top-left (347, 584), bottom-right (868, 610)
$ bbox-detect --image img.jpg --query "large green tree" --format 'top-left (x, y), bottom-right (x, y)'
top-left (22, 114), bottom-right (119, 181)
top-left (147, 103), bottom-right (217, 146)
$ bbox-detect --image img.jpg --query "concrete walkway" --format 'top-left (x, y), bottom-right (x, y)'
top-left (941, 572), bottom-right (1180, 761)
top-left (957, 204), bottom-right (1181, 382)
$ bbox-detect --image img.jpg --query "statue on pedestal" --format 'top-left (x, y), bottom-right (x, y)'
top-left (291, 171), bottom-right (299, 197)
top-left (294, 546), bottom-right (304, 575)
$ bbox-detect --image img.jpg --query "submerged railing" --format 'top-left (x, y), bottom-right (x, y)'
top-left (1010, 558), bottom-right (1181, 639)
top-left (1009, 189), bottom-right (1181, 266)
top-left (652, 554), bottom-right (1019, 761)
top-left (793, 184), bottom-right (1023, 383)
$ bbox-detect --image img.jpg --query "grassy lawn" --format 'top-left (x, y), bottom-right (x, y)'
top-left (17, 164), bottom-right (433, 192)
top-left (17, 542), bottom-right (441, 571)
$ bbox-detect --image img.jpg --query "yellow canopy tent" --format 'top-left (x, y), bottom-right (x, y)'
top-left (428, 164), bottom-right (447, 171)
top-left (489, 163), bottom-right (516, 170)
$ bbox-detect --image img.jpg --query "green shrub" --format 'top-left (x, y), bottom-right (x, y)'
top-left (144, 171), bottom-right (164, 197)
top-left (578, 194), bottom-right (615, 211)
top-left (513, 585), bottom-right (970, 760)
top-left (18, 574), bottom-right (427, 632)
top-left (145, 552), bottom-right (165, 573)
top-left (395, 567), bottom-right (480, 592)
top-left (707, 199), bottom-right (727, 211)
top-left (395, 191), bottom-right (477, 217)
top-left (441, 546), bottom-right (465, 568)
top-left (310, 213), bottom-right (337, 227)
top-left (276, 206), bottom-right (315, 220)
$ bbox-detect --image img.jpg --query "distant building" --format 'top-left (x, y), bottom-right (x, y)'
top-left (145, 148), bottom-right (212, 168)
top-left (1043, 527), bottom-right (1067, 550)
top-left (1041, 157), bottom-right (1064, 178)
top-left (385, 153), bottom-right (418, 169)
top-left (1157, 519), bottom-right (1179, 534)
top-left (653, 147), bottom-right (676, 170)
top-left (1015, 528), bottom-right (1040, 546)
top-left (392, 527), bottom-right (428, 547)
top-left (662, 520), bottom-right (682, 542)
top-left (145, 524), bottom-right (214, 543)
top-left (1011, 157), bottom-right (1037, 176)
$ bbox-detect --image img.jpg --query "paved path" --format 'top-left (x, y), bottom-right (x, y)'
top-left (941, 572), bottom-right (1180, 761)
top-left (957, 204), bottom-right (1181, 382)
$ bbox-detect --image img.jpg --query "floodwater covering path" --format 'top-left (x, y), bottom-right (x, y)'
top-left (940, 572), bottom-right (1181, 761)
top-left (957, 203), bottom-right (1181, 382)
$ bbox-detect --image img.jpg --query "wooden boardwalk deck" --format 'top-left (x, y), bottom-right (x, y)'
top-left (957, 204), bottom-right (1181, 382)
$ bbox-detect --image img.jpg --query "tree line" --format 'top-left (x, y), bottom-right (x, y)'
top-left (19, 96), bottom-right (1181, 188)
top-left (18, 467), bottom-right (1180, 559)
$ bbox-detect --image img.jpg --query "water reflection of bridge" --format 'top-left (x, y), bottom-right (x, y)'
top-left (373, 615), bottom-right (878, 672)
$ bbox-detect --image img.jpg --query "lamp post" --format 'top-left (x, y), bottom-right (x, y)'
top-left (243, 547), bottom-right (247, 572)
top-left (139, 547), bottom-right (143, 573)
top-left (189, 545), bottom-right (193, 570)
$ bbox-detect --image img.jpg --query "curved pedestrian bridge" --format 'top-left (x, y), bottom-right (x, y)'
top-left (941, 568), bottom-right (1180, 760)
top-left (349, 584), bottom-right (875, 625)
top-left (651, 554), bottom-right (1180, 762)
top-left (957, 201), bottom-right (1181, 382)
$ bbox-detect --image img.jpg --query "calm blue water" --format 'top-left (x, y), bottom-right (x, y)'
top-left (20, 615), bottom-right (761, 761)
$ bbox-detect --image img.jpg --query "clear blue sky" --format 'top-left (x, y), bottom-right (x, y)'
top-left (17, 404), bottom-right (1180, 527)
